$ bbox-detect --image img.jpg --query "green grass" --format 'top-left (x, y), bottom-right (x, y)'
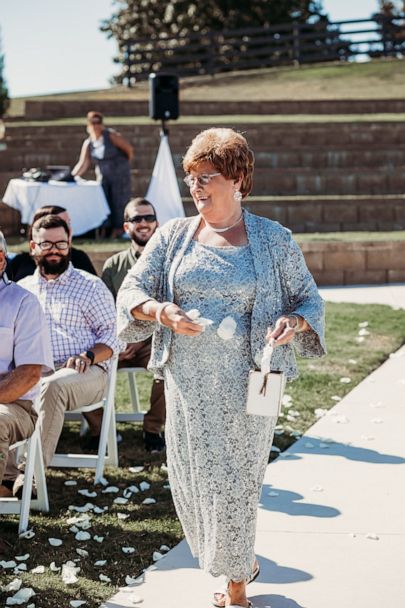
top-left (1, 301), bottom-right (405, 607)
top-left (6, 231), bottom-right (405, 255)
top-left (8, 58), bottom-right (405, 119)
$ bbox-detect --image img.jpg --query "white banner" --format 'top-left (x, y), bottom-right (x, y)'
top-left (146, 134), bottom-right (185, 226)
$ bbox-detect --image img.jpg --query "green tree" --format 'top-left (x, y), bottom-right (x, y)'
top-left (0, 29), bottom-right (9, 118)
top-left (101, 0), bottom-right (344, 83)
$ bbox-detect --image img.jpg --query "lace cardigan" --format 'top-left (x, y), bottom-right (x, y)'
top-left (116, 210), bottom-right (326, 379)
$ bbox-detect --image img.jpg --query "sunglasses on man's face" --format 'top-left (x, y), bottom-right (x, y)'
top-left (127, 214), bottom-right (157, 224)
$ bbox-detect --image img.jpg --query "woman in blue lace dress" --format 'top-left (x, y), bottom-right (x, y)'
top-left (117, 128), bottom-right (325, 608)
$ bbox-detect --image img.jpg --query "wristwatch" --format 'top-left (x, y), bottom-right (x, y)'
top-left (85, 350), bottom-right (95, 365)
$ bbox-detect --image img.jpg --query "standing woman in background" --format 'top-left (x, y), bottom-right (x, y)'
top-left (72, 111), bottom-right (133, 238)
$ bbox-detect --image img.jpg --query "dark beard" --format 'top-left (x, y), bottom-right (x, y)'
top-left (37, 252), bottom-right (71, 275)
top-left (132, 233), bottom-right (151, 247)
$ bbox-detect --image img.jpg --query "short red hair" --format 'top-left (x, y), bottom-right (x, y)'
top-left (183, 128), bottom-right (255, 199)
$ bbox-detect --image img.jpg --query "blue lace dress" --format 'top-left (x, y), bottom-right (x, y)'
top-left (164, 240), bottom-right (277, 581)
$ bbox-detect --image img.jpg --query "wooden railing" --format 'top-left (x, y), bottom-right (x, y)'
top-left (121, 15), bottom-right (405, 85)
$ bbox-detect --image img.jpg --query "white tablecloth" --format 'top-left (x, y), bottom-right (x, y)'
top-left (2, 179), bottom-right (110, 236)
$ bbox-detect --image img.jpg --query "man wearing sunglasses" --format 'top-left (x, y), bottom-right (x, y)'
top-left (15, 214), bottom-right (121, 489)
top-left (102, 198), bottom-right (166, 453)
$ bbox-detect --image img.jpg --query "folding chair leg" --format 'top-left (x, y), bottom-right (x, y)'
top-left (128, 372), bottom-right (141, 412)
top-left (94, 398), bottom-right (118, 485)
top-left (18, 434), bottom-right (35, 534)
top-left (33, 437), bottom-right (49, 513)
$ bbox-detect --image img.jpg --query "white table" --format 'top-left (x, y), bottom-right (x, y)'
top-left (2, 178), bottom-right (110, 236)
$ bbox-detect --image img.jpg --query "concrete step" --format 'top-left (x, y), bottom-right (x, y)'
top-left (5, 146), bottom-right (405, 172)
top-left (23, 98), bottom-right (405, 119)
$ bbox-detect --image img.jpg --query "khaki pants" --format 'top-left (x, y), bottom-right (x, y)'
top-left (0, 400), bottom-right (36, 484)
top-left (118, 339), bottom-right (166, 434)
top-left (39, 365), bottom-right (108, 467)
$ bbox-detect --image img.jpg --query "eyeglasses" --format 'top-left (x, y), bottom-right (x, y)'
top-left (34, 240), bottom-right (69, 251)
top-left (127, 214), bottom-right (157, 223)
top-left (183, 173), bottom-right (221, 188)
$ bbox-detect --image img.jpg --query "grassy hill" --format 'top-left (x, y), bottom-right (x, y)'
top-left (8, 58), bottom-right (405, 117)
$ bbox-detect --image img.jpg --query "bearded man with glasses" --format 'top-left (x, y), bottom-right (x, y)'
top-left (14, 214), bottom-right (121, 492)
top-left (102, 197), bottom-right (166, 453)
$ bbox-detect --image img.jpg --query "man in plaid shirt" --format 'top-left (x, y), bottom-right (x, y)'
top-left (19, 214), bottom-right (121, 473)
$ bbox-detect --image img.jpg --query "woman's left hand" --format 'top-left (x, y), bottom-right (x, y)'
top-left (266, 316), bottom-right (299, 346)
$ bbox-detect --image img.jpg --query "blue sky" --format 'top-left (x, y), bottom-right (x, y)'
top-left (1, 0), bottom-right (380, 97)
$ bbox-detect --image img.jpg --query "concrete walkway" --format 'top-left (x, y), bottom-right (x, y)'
top-left (103, 286), bottom-right (405, 608)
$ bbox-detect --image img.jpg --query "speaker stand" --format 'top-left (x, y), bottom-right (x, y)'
top-left (160, 119), bottom-right (169, 136)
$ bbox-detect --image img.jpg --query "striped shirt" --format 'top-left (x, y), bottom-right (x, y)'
top-left (19, 263), bottom-right (121, 369)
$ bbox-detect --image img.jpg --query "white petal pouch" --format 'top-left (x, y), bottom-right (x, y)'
top-left (246, 341), bottom-right (285, 417)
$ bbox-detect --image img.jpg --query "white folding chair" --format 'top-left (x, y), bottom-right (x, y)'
top-left (50, 356), bottom-right (119, 484)
top-left (0, 406), bottom-right (49, 534)
top-left (116, 366), bottom-right (149, 423)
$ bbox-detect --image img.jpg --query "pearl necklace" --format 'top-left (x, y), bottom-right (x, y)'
top-left (204, 212), bottom-right (243, 233)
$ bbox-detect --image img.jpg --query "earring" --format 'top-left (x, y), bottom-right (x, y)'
top-left (233, 190), bottom-right (242, 203)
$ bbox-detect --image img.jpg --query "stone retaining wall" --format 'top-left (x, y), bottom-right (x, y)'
top-left (24, 99), bottom-right (405, 119)
top-left (87, 240), bottom-right (405, 286)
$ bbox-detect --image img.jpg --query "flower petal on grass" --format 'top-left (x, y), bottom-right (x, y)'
top-left (94, 560), bottom-right (107, 566)
top-left (125, 575), bottom-right (142, 586)
top-left (331, 396), bottom-right (341, 401)
top-left (117, 513), bottom-right (130, 520)
top-left (75, 531), bottom-right (91, 542)
top-left (142, 498), bottom-right (156, 505)
top-left (93, 535), bottom-right (104, 543)
top-left (64, 480), bottom-right (77, 486)
top-left (14, 555), bottom-right (29, 562)
top-left (30, 565), bottom-right (45, 574)
top-left (48, 538), bottom-right (63, 547)
top-left (75, 549), bottom-right (89, 558)
top-left (6, 587), bottom-right (35, 605)
top-left (152, 552), bottom-right (163, 561)
top-left (69, 503), bottom-right (94, 513)
top-left (139, 481), bottom-right (150, 492)
top-left (358, 328), bottom-right (370, 336)
top-left (339, 377), bottom-right (351, 384)
top-left (113, 497), bottom-right (129, 505)
top-left (314, 408), bottom-right (328, 418)
top-left (70, 601), bottom-right (87, 607)
top-left (4, 579), bottom-right (22, 592)
top-left (128, 466), bottom-right (144, 474)
top-left (99, 574), bottom-right (111, 583)
top-left (159, 545), bottom-right (170, 552)
top-left (358, 321), bottom-right (369, 328)
top-left (102, 486), bottom-right (119, 494)
top-left (163, 483), bottom-right (170, 489)
top-left (61, 563), bottom-right (80, 585)
top-left (93, 506), bottom-right (107, 514)
top-left (78, 490), bottom-right (97, 498)
top-left (14, 564), bottom-right (27, 572)
top-left (122, 547), bottom-right (136, 554)
top-left (50, 562), bottom-right (61, 572)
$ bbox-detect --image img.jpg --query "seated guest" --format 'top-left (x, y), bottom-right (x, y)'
top-left (17, 214), bottom-right (121, 477)
top-left (7, 205), bottom-right (97, 281)
top-left (0, 230), bottom-right (53, 504)
top-left (102, 198), bottom-right (165, 453)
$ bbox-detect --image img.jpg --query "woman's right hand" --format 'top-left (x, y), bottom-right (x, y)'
top-left (160, 303), bottom-right (204, 336)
